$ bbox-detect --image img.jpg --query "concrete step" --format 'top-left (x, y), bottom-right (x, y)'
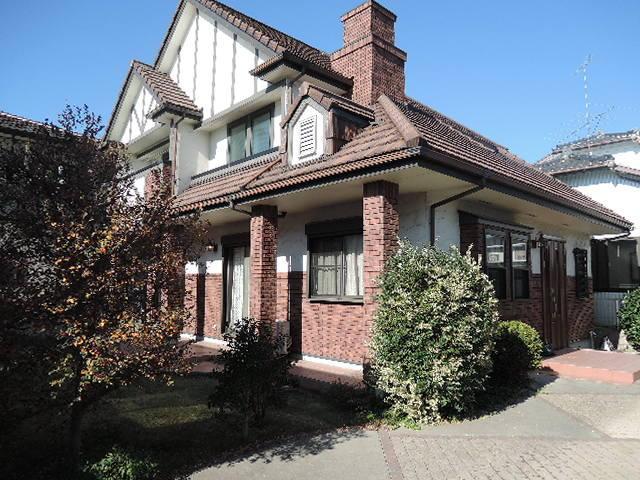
top-left (542, 349), bottom-right (640, 384)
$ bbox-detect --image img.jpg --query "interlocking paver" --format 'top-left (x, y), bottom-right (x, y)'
top-left (388, 435), bottom-right (640, 480)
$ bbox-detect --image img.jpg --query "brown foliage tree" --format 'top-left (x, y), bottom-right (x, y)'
top-left (0, 106), bottom-right (205, 474)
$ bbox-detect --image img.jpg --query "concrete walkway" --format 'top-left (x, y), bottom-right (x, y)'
top-left (189, 373), bottom-right (640, 479)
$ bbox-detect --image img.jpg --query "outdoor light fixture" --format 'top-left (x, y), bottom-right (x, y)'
top-left (205, 239), bottom-right (218, 253)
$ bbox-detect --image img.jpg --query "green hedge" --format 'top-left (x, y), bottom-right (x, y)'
top-left (619, 288), bottom-right (640, 351)
top-left (371, 243), bottom-right (498, 424)
top-left (491, 320), bottom-right (543, 385)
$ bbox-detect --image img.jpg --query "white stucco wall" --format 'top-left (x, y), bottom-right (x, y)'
top-left (168, 8), bottom-right (272, 122)
top-left (558, 169), bottom-right (640, 237)
top-left (121, 85), bottom-right (159, 144)
top-left (186, 220), bottom-right (251, 275)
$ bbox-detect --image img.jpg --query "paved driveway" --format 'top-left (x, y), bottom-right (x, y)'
top-left (190, 374), bottom-right (640, 479)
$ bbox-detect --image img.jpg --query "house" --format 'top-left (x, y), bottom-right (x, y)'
top-left (105, 0), bottom-right (631, 366)
top-left (537, 131), bottom-right (640, 328)
top-left (0, 110), bottom-right (46, 143)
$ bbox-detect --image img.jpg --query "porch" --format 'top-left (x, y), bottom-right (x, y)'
top-left (543, 349), bottom-right (640, 384)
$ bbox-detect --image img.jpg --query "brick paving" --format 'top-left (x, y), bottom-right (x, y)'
top-left (388, 435), bottom-right (640, 480)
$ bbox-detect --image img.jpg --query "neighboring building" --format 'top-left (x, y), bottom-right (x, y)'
top-left (0, 110), bottom-right (46, 143)
top-left (537, 130), bottom-right (640, 327)
top-left (106, 0), bottom-right (631, 365)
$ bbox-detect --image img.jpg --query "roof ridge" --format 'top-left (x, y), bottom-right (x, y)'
top-left (377, 95), bottom-right (423, 147)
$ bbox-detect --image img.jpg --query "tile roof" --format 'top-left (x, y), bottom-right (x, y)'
top-left (392, 97), bottom-right (631, 229)
top-left (173, 101), bottom-right (409, 212)
top-left (552, 129), bottom-right (640, 153)
top-left (0, 111), bottom-right (46, 136)
top-left (174, 91), bottom-right (631, 229)
top-left (131, 60), bottom-right (202, 119)
top-left (536, 152), bottom-right (614, 175)
top-left (281, 83), bottom-right (374, 127)
top-left (193, 0), bottom-right (344, 79)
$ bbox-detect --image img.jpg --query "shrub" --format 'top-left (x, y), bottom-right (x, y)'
top-left (619, 288), bottom-right (640, 350)
top-left (491, 320), bottom-right (543, 385)
top-left (83, 446), bottom-right (158, 480)
top-left (371, 243), bottom-right (498, 424)
top-left (208, 318), bottom-right (291, 438)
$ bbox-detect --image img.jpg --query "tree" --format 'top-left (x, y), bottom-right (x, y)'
top-left (371, 243), bottom-right (498, 424)
top-left (0, 106), bottom-right (205, 474)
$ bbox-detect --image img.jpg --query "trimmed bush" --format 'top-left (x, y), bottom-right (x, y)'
top-left (83, 446), bottom-right (158, 480)
top-left (619, 288), bottom-right (640, 351)
top-left (208, 318), bottom-right (291, 438)
top-left (371, 243), bottom-right (498, 424)
top-left (491, 320), bottom-right (543, 385)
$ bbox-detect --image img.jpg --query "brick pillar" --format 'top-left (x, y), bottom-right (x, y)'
top-left (363, 181), bottom-right (399, 331)
top-left (250, 205), bottom-right (278, 324)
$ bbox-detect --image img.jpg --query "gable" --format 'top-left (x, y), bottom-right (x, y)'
top-left (159, 0), bottom-right (273, 119)
top-left (121, 84), bottom-right (160, 144)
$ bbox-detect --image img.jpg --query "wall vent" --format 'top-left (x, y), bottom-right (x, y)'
top-left (299, 116), bottom-right (316, 158)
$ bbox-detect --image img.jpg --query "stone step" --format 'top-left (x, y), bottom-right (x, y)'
top-left (542, 349), bottom-right (640, 384)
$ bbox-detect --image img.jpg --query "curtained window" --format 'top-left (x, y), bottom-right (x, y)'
top-left (309, 233), bottom-right (363, 299)
top-left (227, 106), bottom-right (273, 163)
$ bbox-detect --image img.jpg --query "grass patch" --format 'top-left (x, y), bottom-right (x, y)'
top-left (3, 376), bottom-right (360, 480)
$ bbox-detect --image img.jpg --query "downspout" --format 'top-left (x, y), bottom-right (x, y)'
top-left (170, 115), bottom-right (186, 196)
top-left (430, 183), bottom-right (486, 247)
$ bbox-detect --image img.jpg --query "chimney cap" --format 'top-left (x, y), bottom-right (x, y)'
top-left (340, 0), bottom-right (397, 23)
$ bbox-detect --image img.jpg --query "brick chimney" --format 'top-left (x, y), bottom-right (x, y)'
top-left (331, 1), bottom-right (407, 106)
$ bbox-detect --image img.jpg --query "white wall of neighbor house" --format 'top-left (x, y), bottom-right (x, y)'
top-left (121, 85), bottom-right (160, 144)
top-left (168, 6), bottom-right (271, 122)
top-left (558, 169), bottom-right (640, 237)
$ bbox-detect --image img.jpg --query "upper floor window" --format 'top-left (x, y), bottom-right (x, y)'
top-left (228, 106), bottom-right (274, 163)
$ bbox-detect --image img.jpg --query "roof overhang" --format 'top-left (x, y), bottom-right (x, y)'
top-left (251, 51), bottom-right (352, 94)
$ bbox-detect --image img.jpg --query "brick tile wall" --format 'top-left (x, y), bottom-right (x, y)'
top-left (250, 205), bottom-right (278, 324)
top-left (567, 277), bottom-right (594, 342)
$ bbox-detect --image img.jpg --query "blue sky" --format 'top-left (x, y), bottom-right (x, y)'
top-left (1, 0), bottom-right (638, 162)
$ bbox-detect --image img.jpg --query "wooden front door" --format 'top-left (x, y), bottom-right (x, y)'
top-left (542, 239), bottom-right (568, 349)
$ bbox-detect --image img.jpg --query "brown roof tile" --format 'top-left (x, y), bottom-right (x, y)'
top-left (0, 111), bottom-right (46, 136)
top-left (174, 104), bottom-right (408, 212)
top-left (393, 97), bottom-right (630, 229)
top-left (132, 60), bottom-right (201, 119)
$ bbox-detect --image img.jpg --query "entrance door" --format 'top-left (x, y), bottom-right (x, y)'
top-left (542, 238), bottom-right (568, 349)
top-left (224, 245), bottom-right (250, 331)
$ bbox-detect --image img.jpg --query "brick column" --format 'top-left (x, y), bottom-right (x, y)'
top-left (250, 205), bottom-right (278, 324)
top-left (363, 181), bottom-right (399, 329)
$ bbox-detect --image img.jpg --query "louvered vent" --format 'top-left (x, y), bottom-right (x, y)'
top-left (299, 117), bottom-right (316, 158)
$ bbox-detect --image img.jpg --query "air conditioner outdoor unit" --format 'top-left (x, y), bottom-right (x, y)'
top-left (275, 320), bottom-right (291, 355)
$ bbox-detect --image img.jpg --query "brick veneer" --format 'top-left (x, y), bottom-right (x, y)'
top-left (567, 277), bottom-right (594, 342)
top-left (331, 1), bottom-right (406, 105)
top-left (363, 180), bottom-right (399, 351)
top-left (277, 271), bottom-right (367, 364)
top-left (460, 215), bottom-right (594, 343)
top-left (184, 272), bottom-right (224, 339)
top-left (250, 205), bottom-right (278, 324)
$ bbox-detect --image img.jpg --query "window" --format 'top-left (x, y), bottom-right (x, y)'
top-left (512, 235), bottom-right (530, 299)
top-left (486, 231), bottom-right (507, 299)
top-left (308, 232), bottom-right (363, 300)
top-left (592, 239), bottom-right (640, 292)
top-left (485, 229), bottom-right (530, 300)
top-left (227, 106), bottom-right (273, 163)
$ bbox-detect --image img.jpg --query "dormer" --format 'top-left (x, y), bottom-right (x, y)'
top-left (282, 83), bottom-right (374, 166)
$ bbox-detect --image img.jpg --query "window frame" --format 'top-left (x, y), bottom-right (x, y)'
top-left (484, 227), bottom-right (531, 301)
top-left (305, 217), bottom-right (364, 304)
top-left (485, 229), bottom-right (508, 300)
top-left (227, 105), bottom-right (274, 164)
